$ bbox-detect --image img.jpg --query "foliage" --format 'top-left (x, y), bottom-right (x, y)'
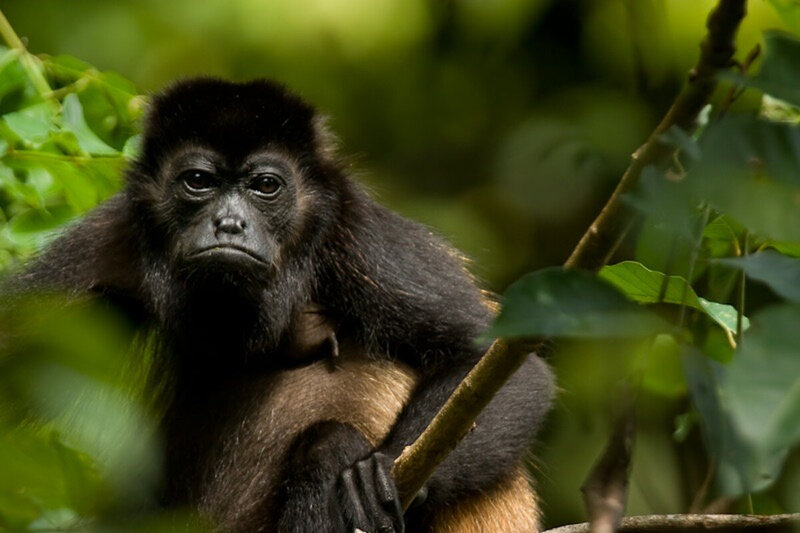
top-left (0, 38), bottom-right (200, 530)
top-left (495, 31), bottom-right (800, 501)
top-left (0, 46), bottom-right (141, 268)
top-left (1, 1), bottom-right (800, 529)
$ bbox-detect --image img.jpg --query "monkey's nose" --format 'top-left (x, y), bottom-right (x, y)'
top-left (214, 216), bottom-right (247, 235)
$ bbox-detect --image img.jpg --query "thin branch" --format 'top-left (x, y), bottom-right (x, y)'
top-left (544, 513), bottom-right (800, 532)
top-left (565, 0), bottom-right (746, 271)
top-left (0, 9), bottom-right (52, 100)
top-left (580, 406), bottom-right (636, 533)
top-left (392, 0), bottom-right (748, 513)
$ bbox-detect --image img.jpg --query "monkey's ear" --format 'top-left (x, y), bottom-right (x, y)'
top-left (312, 114), bottom-right (341, 164)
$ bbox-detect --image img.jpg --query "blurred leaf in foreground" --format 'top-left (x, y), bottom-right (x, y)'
top-left (688, 116), bottom-right (800, 243)
top-left (683, 346), bottom-right (787, 496)
top-left (740, 31), bottom-right (800, 107)
top-left (487, 267), bottom-right (669, 340)
top-left (725, 304), bottom-right (800, 455)
top-left (715, 250), bottom-right (800, 302)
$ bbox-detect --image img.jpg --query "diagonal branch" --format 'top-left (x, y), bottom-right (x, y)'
top-left (392, 0), bottom-right (748, 512)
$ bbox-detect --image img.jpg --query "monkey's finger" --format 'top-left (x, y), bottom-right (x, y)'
top-left (356, 459), bottom-right (395, 532)
top-left (341, 468), bottom-right (371, 531)
top-left (372, 454), bottom-right (404, 533)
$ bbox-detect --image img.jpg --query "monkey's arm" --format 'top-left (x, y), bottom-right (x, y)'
top-left (4, 193), bottom-right (143, 304)
top-left (321, 199), bottom-right (555, 513)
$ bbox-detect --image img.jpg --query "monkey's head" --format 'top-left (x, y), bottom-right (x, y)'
top-left (122, 79), bottom-right (346, 352)
top-left (128, 79), bottom-right (340, 287)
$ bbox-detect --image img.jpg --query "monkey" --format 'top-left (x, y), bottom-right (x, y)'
top-left (4, 78), bottom-right (555, 532)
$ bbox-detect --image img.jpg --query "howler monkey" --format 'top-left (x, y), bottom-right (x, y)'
top-left (6, 79), bottom-right (554, 532)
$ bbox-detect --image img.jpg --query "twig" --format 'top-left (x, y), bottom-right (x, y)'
top-left (580, 407), bottom-right (636, 533)
top-left (391, 0), bottom-right (748, 514)
top-left (0, 9), bottom-right (52, 99)
top-left (564, 0), bottom-right (746, 271)
top-left (544, 513), bottom-right (800, 532)
top-left (718, 43), bottom-right (761, 118)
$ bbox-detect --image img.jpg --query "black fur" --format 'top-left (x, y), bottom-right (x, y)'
top-left (5, 78), bottom-right (555, 532)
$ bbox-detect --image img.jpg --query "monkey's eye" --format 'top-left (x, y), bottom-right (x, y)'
top-left (181, 170), bottom-right (215, 192)
top-left (251, 174), bottom-right (282, 197)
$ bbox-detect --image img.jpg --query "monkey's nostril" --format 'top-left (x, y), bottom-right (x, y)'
top-left (215, 216), bottom-right (246, 235)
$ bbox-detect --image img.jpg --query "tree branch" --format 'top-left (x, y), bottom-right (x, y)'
top-left (544, 513), bottom-right (800, 532)
top-left (391, 0), bottom-right (748, 513)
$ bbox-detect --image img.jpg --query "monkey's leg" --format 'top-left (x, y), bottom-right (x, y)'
top-left (277, 421), bottom-right (404, 533)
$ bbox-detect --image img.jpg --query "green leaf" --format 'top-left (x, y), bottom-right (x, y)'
top-left (51, 434), bottom-right (101, 515)
top-left (60, 94), bottom-right (118, 156)
top-left (725, 303), bottom-right (800, 454)
top-left (599, 261), bottom-right (748, 335)
top-left (639, 334), bottom-right (687, 398)
top-left (122, 134), bottom-right (142, 160)
top-left (0, 164), bottom-right (44, 209)
top-left (623, 166), bottom-right (697, 241)
top-left (2, 102), bottom-right (58, 146)
top-left (716, 251), bottom-right (800, 302)
top-left (702, 215), bottom-right (744, 258)
top-left (486, 267), bottom-right (669, 339)
top-left (689, 116), bottom-right (800, 243)
top-left (765, 240), bottom-right (800, 257)
top-left (683, 346), bottom-right (788, 495)
top-left (3, 205), bottom-right (75, 250)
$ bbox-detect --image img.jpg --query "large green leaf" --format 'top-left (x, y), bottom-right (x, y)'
top-left (683, 347), bottom-right (788, 495)
top-left (487, 267), bottom-right (669, 339)
top-left (599, 261), bottom-right (747, 336)
top-left (725, 304), bottom-right (800, 452)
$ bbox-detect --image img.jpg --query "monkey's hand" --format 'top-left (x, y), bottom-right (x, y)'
top-left (336, 452), bottom-right (404, 533)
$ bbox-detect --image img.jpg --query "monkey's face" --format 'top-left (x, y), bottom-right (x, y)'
top-left (156, 145), bottom-right (308, 281)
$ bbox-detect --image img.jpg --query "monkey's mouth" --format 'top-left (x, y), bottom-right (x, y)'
top-left (189, 244), bottom-right (268, 265)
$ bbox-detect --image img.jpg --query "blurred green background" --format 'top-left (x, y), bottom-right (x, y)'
top-left (1, 0), bottom-right (799, 529)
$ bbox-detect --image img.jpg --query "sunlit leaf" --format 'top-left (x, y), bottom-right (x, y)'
top-left (765, 240), bottom-right (800, 257)
top-left (599, 261), bottom-right (748, 335)
top-left (60, 94), bottom-right (118, 156)
top-left (122, 134), bottom-right (142, 160)
top-left (2, 102), bottom-right (58, 146)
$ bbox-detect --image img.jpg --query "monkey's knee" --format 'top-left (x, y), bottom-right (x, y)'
top-left (425, 468), bottom-right (541, 533)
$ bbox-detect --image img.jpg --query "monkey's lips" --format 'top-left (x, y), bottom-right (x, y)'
top-left (188, 244), bottom-right (268, 266)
